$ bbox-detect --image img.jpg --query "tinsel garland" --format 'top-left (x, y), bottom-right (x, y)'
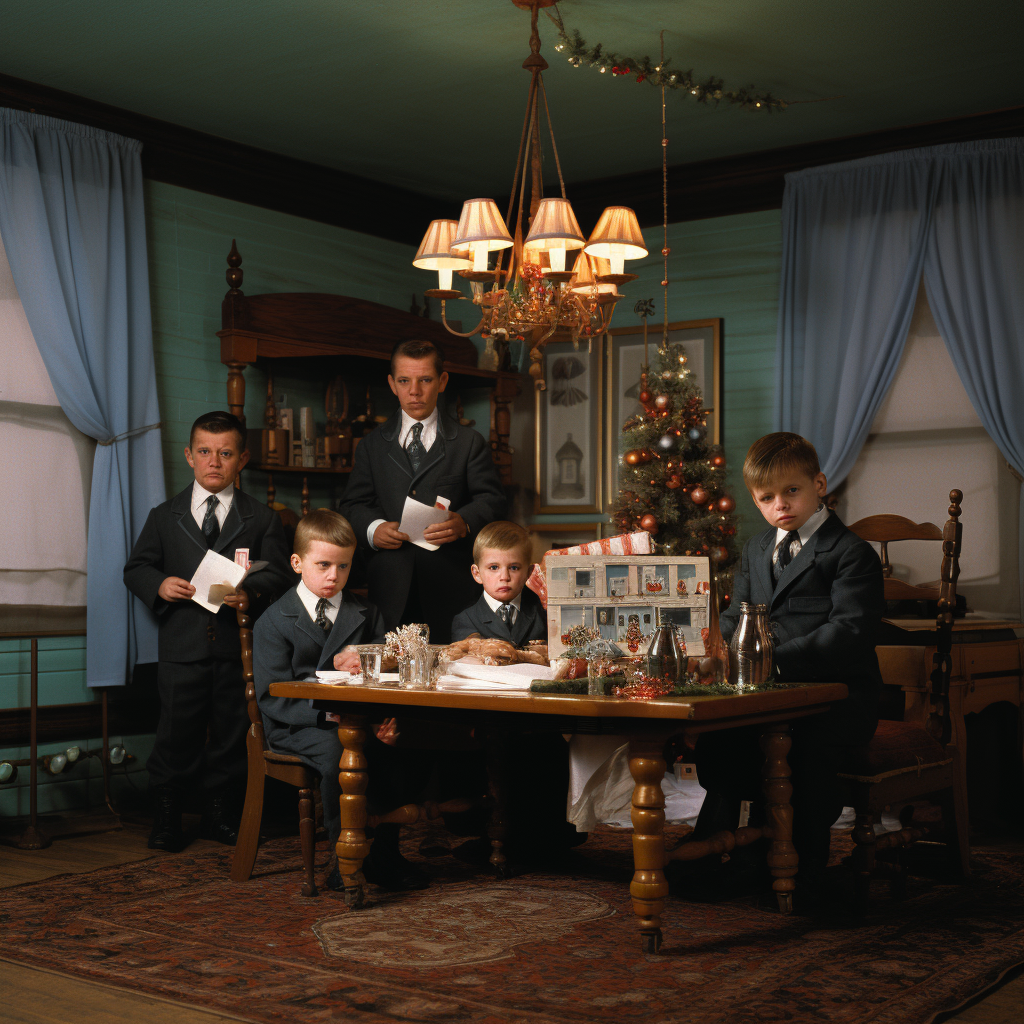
top-left (546, 6), bottom-right (787, 113)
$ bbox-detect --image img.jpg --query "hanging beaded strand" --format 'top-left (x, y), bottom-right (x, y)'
top-left (660, 29), bottom-right (670, 354)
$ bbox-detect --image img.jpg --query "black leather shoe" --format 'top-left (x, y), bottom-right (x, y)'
top-left (148, 789), bottom-right (184, 851)
top-left (199, 795), bottom-right (239, 846)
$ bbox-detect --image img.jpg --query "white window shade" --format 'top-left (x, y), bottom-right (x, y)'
top-left (837, 283), bottom-right (1020, 618)
top-left (0, 232), bottom-right (94, 613)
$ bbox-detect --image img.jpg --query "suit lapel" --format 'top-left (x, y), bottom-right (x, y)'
top-left (771, 513), bottom-right (843, 607)
top-left (280, 589), bottom-right (329, 652)
top-left (214, 490), bottom-right (250, 555)
top-left (171, 486), bottom-right (209, 554)
top-left (318, 600), bottom-right (368, 671)
top-left (753, 529), bottom-right (776, 605)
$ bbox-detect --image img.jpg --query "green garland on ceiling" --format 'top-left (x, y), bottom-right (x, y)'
top-left (545, 5), bottom-right (788, 113)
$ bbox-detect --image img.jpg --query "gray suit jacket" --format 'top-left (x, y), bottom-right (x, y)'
top-left (720, 512), bottom-right (884, 707)
top-left (451, 588), bottom-right (547, 646)
top-left (252, 587), bottom-right (386, 748)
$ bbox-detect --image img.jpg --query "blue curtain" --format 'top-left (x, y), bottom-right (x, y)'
top-left (0, 109), bottom-right (165, 686)
top-left (776, 139), bottom-right (1024, 614)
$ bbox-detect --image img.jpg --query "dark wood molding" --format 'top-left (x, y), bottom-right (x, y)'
top-left (2, 71), bottom-right (1021, 240)
top-left (0, 72), bottom-right (454, 246)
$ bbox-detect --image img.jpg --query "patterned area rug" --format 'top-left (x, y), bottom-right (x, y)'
top-left (2, 823), bottom-right (1023, 1024)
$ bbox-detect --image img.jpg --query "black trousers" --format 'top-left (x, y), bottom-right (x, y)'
top-left (147, 658), bottom-right (249, 793)
top-left (693, 698), bottom-right (877, 879)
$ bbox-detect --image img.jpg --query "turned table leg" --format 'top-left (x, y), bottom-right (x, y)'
top-left (629, 739), bottom-right (668, 953)
top-left (762, 723), bottom-right (798, 914)
top-left (337, 714), bottom-right (371, 908)
top-left (483, 727), bottom-right (511, 878)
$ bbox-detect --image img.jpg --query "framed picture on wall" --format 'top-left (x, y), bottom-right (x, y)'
top-left (605, 318), bottom-right (722, 507)
top-left (535, 336), bottom-right (604, 514)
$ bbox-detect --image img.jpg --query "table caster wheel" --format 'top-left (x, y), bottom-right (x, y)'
top-left (344, 885), bottom-right (365, 909)
top-left (640, 929), bottom-right (662, 954)
top-left (775, 891), bottom-right (793, 914)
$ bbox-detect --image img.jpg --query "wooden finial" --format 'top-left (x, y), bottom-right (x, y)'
top-left (226, 240), bottom-right (243, 293)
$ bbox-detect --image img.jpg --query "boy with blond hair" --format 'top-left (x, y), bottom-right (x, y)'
top-left (253, 508), bottom-right (425, 892)
top-left (451, 521), bottom-right (546, 645)
top-left (691, 432), bottom-right (883, 902)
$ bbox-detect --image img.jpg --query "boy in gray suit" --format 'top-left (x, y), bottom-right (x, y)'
top-left (253, 508), bottom-right (426, 892)
top-left (693, 433), bottom-right (883, 899)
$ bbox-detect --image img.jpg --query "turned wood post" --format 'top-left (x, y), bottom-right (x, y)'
top-left (629, 739), bottom-right (668, 953)
top-left (336, 714), bottom-right (371, 907)
top-left (762, 724), bottom-right (798, 913)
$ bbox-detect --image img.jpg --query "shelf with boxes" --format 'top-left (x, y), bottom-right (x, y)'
top-left (218, 242), bottom-right (524, 517)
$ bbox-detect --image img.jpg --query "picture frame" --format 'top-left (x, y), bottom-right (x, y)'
top-left (534, 335), bottom-right (604, 514)
top-left (605, 318), bottom-right (722, 507)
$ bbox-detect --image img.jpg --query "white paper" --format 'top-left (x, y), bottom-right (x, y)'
top-left (436, 660), bottom-right (555, 691)
top-left (315, 670), bottom-right (354, 684)
top-left (189, 549), bottom-right (269, 613)
top-left (398, 495), bottom-right (450, 551)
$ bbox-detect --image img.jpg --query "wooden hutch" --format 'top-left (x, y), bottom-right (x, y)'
top-left (217, 243), bottom-right (523, 513)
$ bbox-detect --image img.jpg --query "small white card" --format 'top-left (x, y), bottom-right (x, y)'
top-left (189, 549), bottom-right (268, 613)
top-left (398, 495), bottom-right (450, 551)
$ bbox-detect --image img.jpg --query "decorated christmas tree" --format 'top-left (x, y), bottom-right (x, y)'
top-left (611, 341), bottom-right (739, 608)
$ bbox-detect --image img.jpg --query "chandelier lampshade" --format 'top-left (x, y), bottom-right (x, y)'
top-left (452, 199), bottom-right (514, 272)
top-left (584, 206), bottom-right (648, 276)
top-left (524, 197), bottom-right (586, 272)
top-left (413, 219), bottom-right (471, 291)
top-left (570, 251), bottom-right (621, 301)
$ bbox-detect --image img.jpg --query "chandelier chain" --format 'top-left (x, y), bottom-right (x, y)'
top-left (538, 76), bottom-right (568, 200)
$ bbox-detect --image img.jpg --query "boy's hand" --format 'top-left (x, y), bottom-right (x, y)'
top-left (423, 511), bottom-right (468, 545)
top-left (375, 718), bottom-right (399, 745)
top-left (158, 577), bottom-right (196, 602)
top-left (222, 586), bottom-right (249, 612)
top-left (333, 646), bottom-right (361, 673)
top-left (374, 521), bottom-right (410, 550)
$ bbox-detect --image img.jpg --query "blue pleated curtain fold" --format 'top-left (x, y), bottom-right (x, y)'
top-left (776, 138), bottom-right (1024, 616)
top-left (0, 108), bottom-right (165, 685)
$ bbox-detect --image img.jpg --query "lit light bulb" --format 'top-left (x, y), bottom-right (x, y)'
top-left (109, 745), bottom-right (126, 765)
top-left (438, 267), bottom-right (453, 291)
top-left (548, 248), bottom-right (566, 273)
top-left (48, 753), bottom-right (67, 775)
top-left (66, 746), bottom-right (80, 763)
top-left (0, 762), bottom-right (16, 784)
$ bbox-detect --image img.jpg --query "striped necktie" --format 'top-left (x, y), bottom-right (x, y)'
top-left (202, 495), bottom-right (220, 547)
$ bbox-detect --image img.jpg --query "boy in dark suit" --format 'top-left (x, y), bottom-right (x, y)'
top-left (694, 432), bottom-right (883, 897)
top-left (339, 339), bottom-right (507, 644)
top-left (124, 411), bottom-right (291, 851)
top-left (252, 508), bottom-right (426, 892)
top-left (451, 521), bottom-right (546, 645)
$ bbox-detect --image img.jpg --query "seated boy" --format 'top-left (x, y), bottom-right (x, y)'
top-left (252, 508), bottom-right (427, 892)
top-left (451, 521), bottom-right (546, 645)
top-left (693, 432), bottom-right (883, 898)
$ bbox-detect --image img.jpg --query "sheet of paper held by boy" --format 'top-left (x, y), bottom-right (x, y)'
top-left (188, 549), bottom-right (268, 613)
top-left (397, 494), bottom-right (450, 551)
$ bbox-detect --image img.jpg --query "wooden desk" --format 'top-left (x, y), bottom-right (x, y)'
top-left (269, 681), bottom-right (848, 952)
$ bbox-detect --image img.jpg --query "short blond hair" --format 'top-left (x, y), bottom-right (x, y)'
top-left (743, 432), bottom-right (821, 492)
top-left (293, 508), bottom-right (356, 557)
top-left (473, 521), bottom-right (531, 564)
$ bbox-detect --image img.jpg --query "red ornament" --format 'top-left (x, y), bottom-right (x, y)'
top-left (638, 448), bottom-right (653, 463)
top-left (638, 389), bottom-right (652, 406)
top-left (721, 593), bottom-right (732, 612)
top-left (690, 485), bottom-right (708, 505)
top-left (654, 394), bottom-right (671, 411)
top-left (710, 545), bottom-right (729, 563)
top-left (717, 494), bottom-right (735, 513)
top-left (640, 513), bottom-right (658, 534)
top-left (712, 454), bottom-right (725, 468)
top-left (666, 475), bottom-right (682, 490)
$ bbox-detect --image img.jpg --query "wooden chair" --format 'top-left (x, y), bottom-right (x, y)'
top-left (839, 489), bottom-right (969, 902)
top-left (231, 605), bottom-right (321, 896)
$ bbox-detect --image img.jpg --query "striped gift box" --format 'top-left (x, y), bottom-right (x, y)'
top-left (527, 532), bottom-right (654, 608)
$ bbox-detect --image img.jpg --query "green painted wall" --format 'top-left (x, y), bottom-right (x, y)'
top-left (1, 194), bottom-right (781, 817)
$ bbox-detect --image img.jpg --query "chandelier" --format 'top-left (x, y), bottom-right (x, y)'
top-left (412, 0), bottom-right (647, 389)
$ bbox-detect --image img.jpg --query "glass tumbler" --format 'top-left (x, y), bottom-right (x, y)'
top-left (355, 644), bottom-right (383, 686)
top-left (398, 647), bottom-right (433, 689)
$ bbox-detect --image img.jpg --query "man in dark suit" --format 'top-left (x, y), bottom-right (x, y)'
top-left (124, 411), bottom-right (291, 851)
top-left (339, 339), bottom-right (507, 644)
top-left (693, 432), bottom-right (883, 895)
top-left (253, 508), bottom-right (425, 891)
top-left (451, 521), bottom-right (546, 646)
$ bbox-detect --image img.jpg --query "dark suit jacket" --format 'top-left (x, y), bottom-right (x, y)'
top-left (339, 407), bottom-right (507, 637)
top-left (720, 512), bottom-right (884, 712)
top-left (124, 485), bottom-right (292, 664)
top-left (451, 587), bottom-right (547, 646)
top-left (252, 587), bottom-right (387, 749)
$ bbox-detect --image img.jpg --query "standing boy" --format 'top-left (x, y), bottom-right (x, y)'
top-left (124, 411), bottom-right (291, 851)
top-left (252, 508), bottom-right (426, 891)
top-left (451, 521), bottom-right (546, 645)
top-left (695, 432), bottom-right (883, 898)
top-left (339, 339), bottom-right (507, 644)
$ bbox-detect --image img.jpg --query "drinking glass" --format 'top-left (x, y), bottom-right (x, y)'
top-left (398, 647), bottom-right (433, 689)
top-left (355, 644), bottom-right (383, 686)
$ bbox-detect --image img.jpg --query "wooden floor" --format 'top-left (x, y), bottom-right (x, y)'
top-left (0, 824), bottom-right (1020, 1024)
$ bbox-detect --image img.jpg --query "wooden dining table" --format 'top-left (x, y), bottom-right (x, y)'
top-left (269, 679), bottom-right (848, 952)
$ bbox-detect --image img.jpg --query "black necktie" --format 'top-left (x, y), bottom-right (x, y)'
top-left (315, 598), bottom-right (332, 635)
top-left (406, 422), bottom-right (426, 473)
top-left (775, 530), bottom-right (798, 580)
top-left (202, 495), bottom-right (220, 548)
top-left (498, 603), bottom-right (513, 628)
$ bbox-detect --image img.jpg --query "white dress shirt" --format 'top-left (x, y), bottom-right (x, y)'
top-left (772, 503), bottom-right (829, 569)
top-left (296, 579), bottom-right (342, 626)
top-left (367, 407), bottom-right (440, 549)
top-left (483, 590), bottom-right (522, 626)
top-left (191, 481), bottom-right (234, 531)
